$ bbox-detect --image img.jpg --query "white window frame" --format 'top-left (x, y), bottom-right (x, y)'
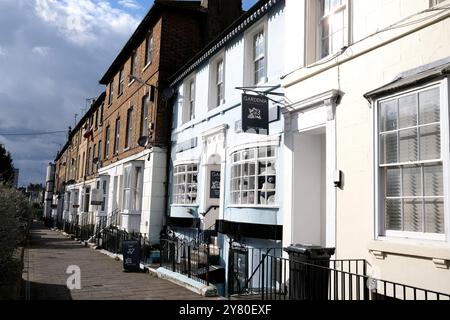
top-left (121, 162), bottom-right (144, 213)
top-left (172, 163), bottom-right (199, 206)
top-left (430, 0), bottom-right (446, 8)
top-left (82, 186), bottom-right (91, 213)
top-left (244, 19), bottom-right (268, 86)
top-left (305, 0), bottom-right (351, 65)
top-left (108, 79), bottom-right (114, 105)
top-left (374, 79), bottom-right (450, 243)
top-left (317, 0), bottom-right (350, 60)
top-left (182, 75), bottom-right (196, 124)
top-left (145, 32), bottom-right (153, 68)
top-left (130, 50), bottom-right (138, 80)
top-left (114, 118), bottom-right (120, 155)
top-left (118, 67), bottom-right (124, 96)
top-left (125, 108), bottom-right (133, 150)
top-left (229, 145), bottom-right (277, 208)
top-left (140, 95), bottom-right (149, 138)
top-left (208, 52), bottom-right (226, 110)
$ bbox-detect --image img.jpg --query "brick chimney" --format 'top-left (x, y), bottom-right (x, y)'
top-left (201, 0), bottom-right (243, 43)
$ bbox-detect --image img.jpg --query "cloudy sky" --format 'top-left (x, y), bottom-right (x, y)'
top-left (0, 0), bottom-right (257, 187)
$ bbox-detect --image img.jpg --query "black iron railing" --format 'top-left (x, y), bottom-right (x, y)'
top-left (256, 254), bottom-right (450, 301)
top-left (228, 247), bottom-right (283, 297)
top-left (160, 236), bottom-right (221, 286)
top-left (95, 226), bottom-right (156, 266)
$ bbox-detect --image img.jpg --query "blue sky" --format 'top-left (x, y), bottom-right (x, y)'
top-left (0, 0), bottom-right (258, 186)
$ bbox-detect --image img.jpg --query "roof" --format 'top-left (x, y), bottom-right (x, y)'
top-left (364, 57), bottom-right (450, 100)
top-left (99, 1), bottom-right (205, 85)
top-left (169, 0), bottom-right (284, 87)
top-left (55, 92), bottom-right (106, 162)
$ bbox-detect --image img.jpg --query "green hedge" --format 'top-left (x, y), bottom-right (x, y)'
top-left (0, 185), bottom-right (31, 299)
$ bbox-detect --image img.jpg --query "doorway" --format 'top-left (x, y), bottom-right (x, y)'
top-left (292, 127), bottom-right (327, 246)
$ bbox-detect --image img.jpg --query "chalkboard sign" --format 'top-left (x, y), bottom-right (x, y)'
top-left (122, 240), bottom-right (141, 272)
top-left (210, 171), bottom-right (221, 199)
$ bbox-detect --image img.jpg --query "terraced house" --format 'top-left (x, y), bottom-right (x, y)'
top-left (45, 0), bottom-right (450, 301)
top-left (49, 0), bottom-right (244, 244)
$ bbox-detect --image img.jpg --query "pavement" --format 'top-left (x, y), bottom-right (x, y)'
top-left (22, 222), bottom-right (217, 300)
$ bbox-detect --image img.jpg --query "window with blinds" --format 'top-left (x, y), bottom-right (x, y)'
top-left (378, 85), bottom-right (445, 236)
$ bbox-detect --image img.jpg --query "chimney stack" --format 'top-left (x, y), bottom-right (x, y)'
top-left (201, 0), bottom-right (243, 43)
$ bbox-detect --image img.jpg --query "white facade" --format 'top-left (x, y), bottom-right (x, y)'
top-left (169, 0), bottom-right (286, 295)
top-left (282, 0), bottom-right (450, 294)
top-left (97, 147), bottom-right (166, 244)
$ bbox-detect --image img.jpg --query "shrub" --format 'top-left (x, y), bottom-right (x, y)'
top-left (0, 184), bottom-right (31, 287)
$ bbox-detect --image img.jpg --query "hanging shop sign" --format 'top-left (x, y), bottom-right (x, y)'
top-left (242, 93), bottom-right (269, 135)
top-left (210, 171), bottom-right (221, 199)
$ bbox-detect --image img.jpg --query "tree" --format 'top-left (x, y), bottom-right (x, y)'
top-left (0, 144), bottom-right (15, 186)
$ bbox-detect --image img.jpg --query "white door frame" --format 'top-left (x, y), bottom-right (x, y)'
top-left (282, 90), bottom-right (341, 252)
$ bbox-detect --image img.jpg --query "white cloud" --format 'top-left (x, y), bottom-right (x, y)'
top-left (0, 47), bottom-right (5, 56)
top-left (118, 0), bottom-right (142, 10)
top-left (34, 0), bottom-right (140, 46)
top-left (32, 45), bottom-right (51, 56)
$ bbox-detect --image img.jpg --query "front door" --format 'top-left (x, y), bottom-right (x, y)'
top-left (228, 247), bottom-right (248, 295)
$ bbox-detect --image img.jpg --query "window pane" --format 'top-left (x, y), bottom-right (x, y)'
top-left (423, 164), bottom-right (443, 196)
top-left (419, 124), bottom-right (441, 160)
top-left (403, 198), bottom-right (423, 232)
top-left (424, 198), bottom-right (444, 234)
top-left (380, 132), bottom-right (398, 164)
top-left (249, 163), bottom-right (256, 175)
top-left (399, 128), bottom-right (418, 162)
top-left (258, 147), bottom-right (267, 158)
top-left (124, 167), bottom-right (131, 187)
top-left (386, 199), bottom-right (402, 231)
top-left (380, 100), bottom-right (398, 132)
top-left (402, 166), bottom-right (422, 197)
top-left (385, 168), bottom-right (401, 197)
top-left (398, 94), bottom-right (417, 129)
top-left (419, 88), bottom-right (440, 125)
top-left (248, 177), bottom-right (255, 190)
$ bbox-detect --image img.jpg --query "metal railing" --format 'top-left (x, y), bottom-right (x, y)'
top-left (95, 226), bottom-right (156, 266)
top-left (256, 254), bottom-right (450, 301)
top-left (228, 247), bottom-right (283, 297)
top-left (109, 209), bottom-right (122, 228)
top-left (160, 236), bottom-right (222, 286)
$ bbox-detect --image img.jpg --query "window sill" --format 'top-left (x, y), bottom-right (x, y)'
top-left (368, 239), bottom-right (450, 266)
top-left (128, 79), bottom-right (136, 87)
top-left (123, 147), bottom-right (130, 152)
top-left (142, 62), bottom-right (152, 72)
top-left (117, 93), bottom-right (123, 99)
top-left (227, 205), bottom-right (279, 209)
top-left (171, 204), bottom-right (199, 208)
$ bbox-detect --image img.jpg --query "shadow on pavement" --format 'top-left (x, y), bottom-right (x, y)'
top-left (22, 280), bottom-right (73, 300)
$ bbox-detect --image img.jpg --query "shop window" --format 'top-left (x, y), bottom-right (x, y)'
top-left (230, 146), bottom-right (276, 206)
top-left (173, 164), bottom-right (198, 205)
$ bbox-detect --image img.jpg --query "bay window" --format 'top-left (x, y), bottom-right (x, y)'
top-left (173, 164), bottom-right (198, 205)
top-left (377, 82), bottom-right (448, 239)
top-left (231, 146), bottom-right (277, 206)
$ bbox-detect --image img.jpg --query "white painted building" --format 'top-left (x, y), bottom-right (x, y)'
top-left (168, 0), bottom-right (286, 295)
top-left (282, 0), bottom-right (450, 295)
